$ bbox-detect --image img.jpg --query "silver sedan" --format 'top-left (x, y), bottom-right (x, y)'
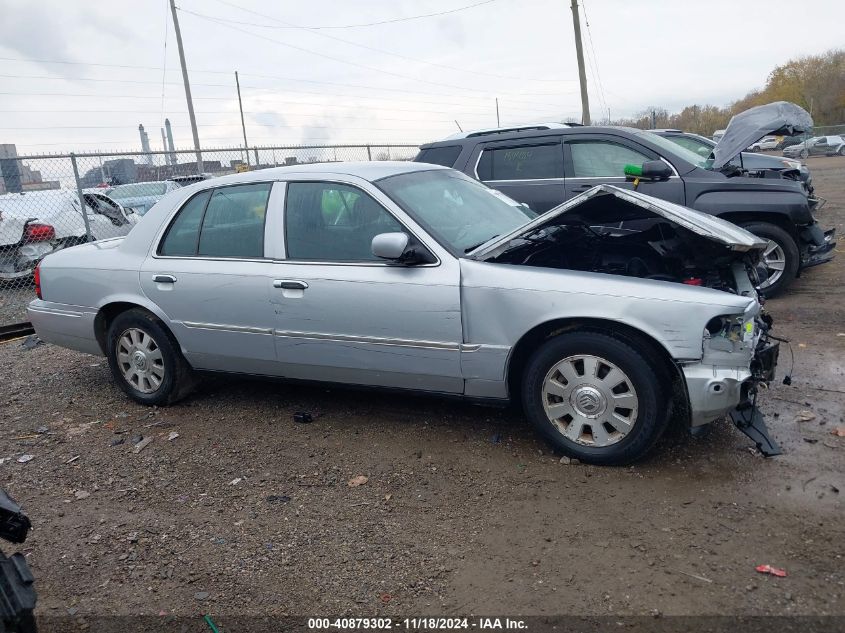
top-left (28, 162), bottom-right (779, 465)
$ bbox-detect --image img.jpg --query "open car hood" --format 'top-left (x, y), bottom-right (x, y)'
top-left (471, 185), bottom-right (767, 260)
top-left (712, 101), bottom-right (813, 169)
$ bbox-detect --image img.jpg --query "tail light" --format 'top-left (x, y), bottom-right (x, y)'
top-left (682, 278), bottom-right (703, 286)
top-left (34, 262), bottom-right (42, 299)
top-left (24, 223), bottom-right (56, 243)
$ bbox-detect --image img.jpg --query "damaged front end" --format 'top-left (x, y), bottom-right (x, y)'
top-left (471, 185), bottom-right (782, 455)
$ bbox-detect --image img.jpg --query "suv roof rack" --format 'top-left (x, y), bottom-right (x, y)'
top-left (443, 122), bottom-right (579, 141)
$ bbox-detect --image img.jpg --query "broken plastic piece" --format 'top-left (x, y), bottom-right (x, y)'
top-left (730, 405), bottom-right (782, 457)
top-left (756, 564), bottom-right (788, 577)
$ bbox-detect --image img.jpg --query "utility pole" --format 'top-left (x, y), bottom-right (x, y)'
top-left (235, 71), bottom-right (250, 166)
top-left (570, 0), bottom-right (590, 125)
top-left (169, 0), bottom-right (202, 172)
top-left (495, 98), bottom-right (500, 127)
top-left (651, 109), bottom-right (657, 129)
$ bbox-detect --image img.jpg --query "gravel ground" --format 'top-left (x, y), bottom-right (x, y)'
top-left (1, 156), bottom-right (843, 622)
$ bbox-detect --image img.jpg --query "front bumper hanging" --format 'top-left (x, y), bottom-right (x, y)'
top-left (731, 339), bottom-right (782, 457)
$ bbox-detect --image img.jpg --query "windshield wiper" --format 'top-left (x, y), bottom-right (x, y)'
top-left (464, 235), bottom-right (498, 253)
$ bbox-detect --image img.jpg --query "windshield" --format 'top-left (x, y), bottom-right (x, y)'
top-left (636, 130), bottom-right (713, 169)
top-left (377, 169), bottom-right (534, 254)
top-left (108, 182), bottom-right (167, 199)
top-left (663, 134), bottom-right (714, 159)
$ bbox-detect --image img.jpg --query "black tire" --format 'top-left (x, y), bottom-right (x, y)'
top-left (800, 149), bottom-right (808, 158)
top-left (740, 221), bottom-right (800, 298)
top-left (106, 308), bottom-right (196, 405)
top-left (521, 332), bottom-right (670, 466)
top-left (838, 146), bottom-right (845, 156)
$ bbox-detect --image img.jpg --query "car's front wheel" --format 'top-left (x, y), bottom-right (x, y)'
top-left (521, 332), bottom-right (669, 466)
top-left (800, 149), bottom-right (809, 158)
top-left (741, 221), bottom-right (800, 298)
top-left (107, 309), bottom-right (196, 405)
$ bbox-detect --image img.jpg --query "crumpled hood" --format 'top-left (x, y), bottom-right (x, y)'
top-left (471, 184), bottom-right (768, 259)
top-left (712, 101), bottom-right (813, 169)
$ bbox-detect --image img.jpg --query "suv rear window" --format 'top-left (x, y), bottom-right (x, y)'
top-left (476, 144), bottom-right (564, 181)
top-left (415, 145), bottom-right (462, 167)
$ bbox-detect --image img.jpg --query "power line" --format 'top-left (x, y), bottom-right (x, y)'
top-left (193, 1), bottom-right (574, 85)
top-left (580, 0), bottom-right (609, 121)
top-left (179, 5), bottom-right (560, 97)
top-left (189, 0), bottom-right (497, 30)
top-left (0, 56), bottom-right (573, 100)
top-left (0, 74), bottom-right (572, 110)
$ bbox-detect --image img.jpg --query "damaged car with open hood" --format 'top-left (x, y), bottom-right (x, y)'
top-left (414, 101), bottom-right (836, 297)
top-left (29, 162), bottom-right (779, 466)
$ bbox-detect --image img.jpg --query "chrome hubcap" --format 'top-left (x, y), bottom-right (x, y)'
top-left (759, 239), bottom-right (786, 289)
top-left (542, 354), bottom-right (639, 447)
top-left (117, 328), bottom-right (164, 394)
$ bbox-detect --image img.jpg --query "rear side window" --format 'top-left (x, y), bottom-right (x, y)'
top-left (158, 183), bottom-right (271, 258)
top-left (415, 145), bottom-right (462, 167)
top-left (159, 190), bottom-right (210, 256)
top-left (476, 143), bottom-right (563, 181)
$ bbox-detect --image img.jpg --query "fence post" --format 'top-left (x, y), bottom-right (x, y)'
top-left (70, 153), bottom-right (93, 243)
top-left (366, 145), bottom-right (372, 161)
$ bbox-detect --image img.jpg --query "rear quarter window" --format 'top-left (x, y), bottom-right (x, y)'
top-left (415, 145), bottom-right (462, 167)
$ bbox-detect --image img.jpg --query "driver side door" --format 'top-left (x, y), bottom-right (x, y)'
top-left (562, 135), bottom-right (685, 204)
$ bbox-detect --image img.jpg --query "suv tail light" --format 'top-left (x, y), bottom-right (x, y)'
top-left (34, 262), bottom-right (42, 299)
top-left (24, 223), bottom-right (56, 243)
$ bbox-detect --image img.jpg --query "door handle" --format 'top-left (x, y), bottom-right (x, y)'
top-left (273, 279), bottom-right (308, 290)
top-left (152, 274), bottom-right (177, 284)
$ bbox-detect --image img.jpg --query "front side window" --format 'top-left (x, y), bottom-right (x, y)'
top-left (158, 183), bottom-right (270, 258)
top-left (378, 169), bottom-right (533, 254)
top-left (476, 143), bottom-right (563, 181)
top-left (285, 182), bottom-right (404, 261)
top-left (569, 141), bottom-right (652, 178)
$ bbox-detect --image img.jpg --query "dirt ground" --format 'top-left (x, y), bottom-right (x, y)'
top-left (1, 156), bottom-right (844, 622)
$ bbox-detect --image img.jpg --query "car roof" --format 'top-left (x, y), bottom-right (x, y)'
top-left (191, 161), bottom-right (446, 186)
top-left (420, 125), bottom-right (646, 148)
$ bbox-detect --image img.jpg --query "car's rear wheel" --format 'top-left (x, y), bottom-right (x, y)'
top-left (741, 222), bottom-right (800, 298)
top-left (521, 332), bottom-right (669, 466)
top-left (838, 146), bottom-right (845, 156)
top-left (107, 309), bottom-right (196, 405)
top-left (800, 149), bottom-right (809, 158)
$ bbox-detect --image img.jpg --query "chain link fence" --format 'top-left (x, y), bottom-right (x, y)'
top-left (0, 144), bottom-right (419, 325)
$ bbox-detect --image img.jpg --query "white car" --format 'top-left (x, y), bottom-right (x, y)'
top-left (0, 190), bottom-right (140, 280)
top-left (748, 136), bottom-right (779, 151)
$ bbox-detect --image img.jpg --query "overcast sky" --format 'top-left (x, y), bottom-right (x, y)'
top-left (1, 0), bottom-right (843, 155)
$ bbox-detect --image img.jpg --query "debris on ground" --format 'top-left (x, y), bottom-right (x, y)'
top-left (832, 427), bottom-right (845, 437)
top-left (756, 564), bottom-right (788, 577)
top-left (559, 456), bottom-right (580, 465)
top-left (133, 437), bottom-right (153, 453)
top-left (167, 431), bottom-right (180, 441)
top-left (66, 455), bottom-right (80, 464)
top-left (229, 478), bottom-right (242, 486)
top-left (74, 490), bottom-right (90, 500)
top-left (129, 433), bottom-right (144, 445)
top-left (35, 425), bottom-right (49, 434)
top-left (21, 335), bottom-right (44, 350)
top-left (795, 410), bottom-right (816, 422)
top-left (293, 412), bottom-right (313, 424)
top-left (110, 437), bottom-right (125, 447)
top-left (489, 433), bottom-right (502, 444)
top-left (348, 475), bottom-right (368, 487)
top-left (17, 454), bottom-right (34, 463)
top-left (194, 591), bottom-right (209, 601)
top-left (266, 494), bottom-right (291, 504)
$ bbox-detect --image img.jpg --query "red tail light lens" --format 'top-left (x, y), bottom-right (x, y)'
top-left (34, 262), bottom-right (42, 299)
top-left (24, 223), bottom-right (56, 243)
top-left (682, 278), bottom-right (703, 286)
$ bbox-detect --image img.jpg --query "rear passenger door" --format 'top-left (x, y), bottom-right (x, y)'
top-left (563, 135), bottom-right (685, 204)
top-left (471, 138), bottom-right (565, 213)
top-left (140, 182), bottom-right (282, 374)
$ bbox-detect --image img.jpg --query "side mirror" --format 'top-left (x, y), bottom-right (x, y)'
top-left (639, 160), bottom-right (673, 180)
top-left (372, 232), bottom-right (431, 264)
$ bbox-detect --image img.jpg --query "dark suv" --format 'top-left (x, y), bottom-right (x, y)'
top-left (414, 124), bottom-right (835, 297)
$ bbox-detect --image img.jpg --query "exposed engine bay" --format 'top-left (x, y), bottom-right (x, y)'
top-left (479, 191), bottom-right (764, 296)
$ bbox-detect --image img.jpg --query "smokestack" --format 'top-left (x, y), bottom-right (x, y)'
top-left (165, 118), bottom-right (178, 165)
top-left (139, 124), bottom-right (153, 165)
top-left (160, 128), bottom-right (171, 166)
